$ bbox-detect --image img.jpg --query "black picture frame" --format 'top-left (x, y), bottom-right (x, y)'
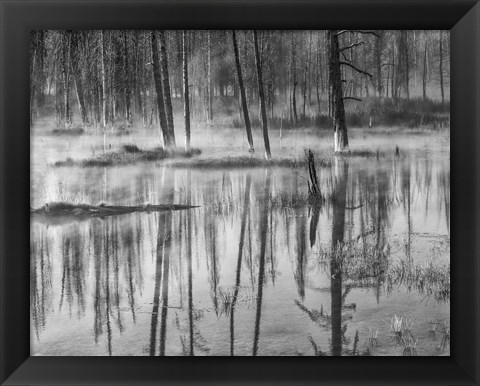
top-left (1, 0), bottom-right (478, 385)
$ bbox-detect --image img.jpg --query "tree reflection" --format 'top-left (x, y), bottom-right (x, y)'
top-left (330, 158), bottom-right (349, 356)
top-left (252, 169), bottom-right (271, 356)
top-left (230, 174), bottom-right (251, 356)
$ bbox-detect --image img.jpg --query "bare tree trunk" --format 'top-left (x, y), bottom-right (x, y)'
top-left (63, 32), bottom-right (72, 128)
top-left (70, 32), bottom-right (87, 126)
top-left (329, 30), bottom-right (349, 152)
top-left (302, 59), bottom-right (307, 118)
top-left (423, 39), bottom-right (428, 100)
top-left (232, 30), bottom-right (254, 153)
top-left (151, 31), bottom-right (171, 147)
top-left (183, 30), bottom-right (191, 152)
top-left (159, 31), bottom-right (175, 144)
top-left (439, 30), bottom-right (445, 106)
top-left (123, 31), bottom-right (131, 124)
top-left (291, 34), bottom-right (298, 123)
top-left (133, 31), bottom-right (144, 123)
top-left (253, 31), bottom-right (271, 160)
top-left (315, 35), bottom-right (322, 114)
top-left (207, 32), bottom-right (213, 124)
top-left (391, 47), bottom-right (396, 99)
top-left (405, 31), bottom-right (410, 100)
top-left (36, 31), bottom-right (46, 110)
top-left (100, 31), bottom-right (108, 128)
top-left (374, 31), bottom-right (383, 97)
top-left (30, 34), bottom-right (37, 126)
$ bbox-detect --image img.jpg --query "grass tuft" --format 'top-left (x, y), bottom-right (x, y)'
top-left (121, 143), bottom-right (141, 153)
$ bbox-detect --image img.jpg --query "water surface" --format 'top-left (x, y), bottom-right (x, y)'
top-left (30, 129), bottom-right (450, 356)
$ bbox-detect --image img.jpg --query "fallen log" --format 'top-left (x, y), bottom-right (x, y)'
top-left (31, 202), bottom-right (198, 225)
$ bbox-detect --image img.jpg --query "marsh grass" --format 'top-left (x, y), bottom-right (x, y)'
top-left (316, 238), bottom-right (391, 283)
top-left (121, 143), bottom-right (141, 153)
top-left (348, 97), bottom-right (450, 130)
top-left (230, 97), bottom-right (449, 130)
top-left (427, 317), bottom-right (439, 341)
top-left (435, 321), bottom-right (450, 352)
top-left (315, 234), bottom-right (450, 304)
top-left (166, 155), bottom-right (332, 169)
top-left (50, 127), bottom-right (85, 136)
top-left (53, 146), bottom-right (202, 167)
top-left (268, 192), bottom-right (313, 210)
top-left (336, 149), bottom-right (387, 158)
top-left (385, 315), bottom-right (418, 355)
top-left (365, 327), bottom-right (380, 348)
top-left (385, 258), bottom-right (450, 303)
top-left (207, 193), bottom-right (238, 216)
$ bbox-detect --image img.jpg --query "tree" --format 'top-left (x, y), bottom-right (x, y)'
top-left (150, 31), bottom-right (172, 148)
top-left (422, 37), bottom-right (428, 100)
top-left (207, 32), bottom-right (214, 124)
top-left (62, 32), bottom-right (72, 127)
top-left (70, 31), bottom-right (88, 126)
top-left (122, 30), bottom-right (131, 125)
top-left (253, 30), bottom-right (271, 160)
top-left (329, 30), bottom-right (349, 152)
top-left (232, 30), bottom-right (254, 153)
top-left (183, 30), bottom-right (191, 152)
top-left (290, 33), bottom-right (298, 123)
top-left (159, 31), bottom-right (175, 143)
top-left (439, 30), bottom-right (445, 106)
top-left (374, 31), bottom-right (383, 97)
top-left (100, 31), bottom-right (108, 128)
top-left (329, 30), bottom-right (376, 152)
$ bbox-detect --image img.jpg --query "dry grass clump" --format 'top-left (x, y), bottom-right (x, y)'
top-left (316, 238), bottom-right (391, 283)
top-left (385, 258), bottom-right (450, 303)
top-left (54, 146), bottom-right (201, 167)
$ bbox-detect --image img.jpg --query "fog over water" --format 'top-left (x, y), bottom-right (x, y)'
top-left (31, 128), bottom-right (450, 356)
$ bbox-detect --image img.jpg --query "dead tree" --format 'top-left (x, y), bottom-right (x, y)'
top-left (100, 31), bottom-right (108, 128)
top-left (232, 30), bottom-right (254, 153)
top-left (70, 31), bottom-right (88, 126)
top-left (183, 30), bottom-right (191, 151)
top-left (62, 32), bottom-right (72, 127)
top-left (439, 30), bottom-right (445, 106)
top-left (329, 30), bottom-right (377, 152)
top-left (422, 38), bottom-right (428, 100)
top-left (150, 31), bottom-right (172, 147)
top-left (290, 33), bottom-right (298, 123)
top-left (159, 31), bottom-right (176, 144)
top-left (123, 30), bottom-right (131, 125)
top-left (374, 31), bottom-right (383, 97)
top-left (329, 30), bottom-right (349, 152)
top-left (207, 31), bottom-right (213, 124)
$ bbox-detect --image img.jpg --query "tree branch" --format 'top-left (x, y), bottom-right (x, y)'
top-left (343, 96), bottom-right (362, 102)
top-left (339, 61), bottom-right (373, 78)
top-left (340, 51), bottom-right (350, 61)
top-left (336, 30), bottom-right (380, 38)
top-left (340, 42), bottom-right (365, 52)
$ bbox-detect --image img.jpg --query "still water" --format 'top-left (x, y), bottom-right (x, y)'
top-left (30, 130), bottom-right (450, 356)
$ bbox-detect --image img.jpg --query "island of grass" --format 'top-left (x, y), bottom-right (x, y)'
top-left (52, 141), bottom-right (400, 169)
top-left (54, 144), bottom-right (201, 167)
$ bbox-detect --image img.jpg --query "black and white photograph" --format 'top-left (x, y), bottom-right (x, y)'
top-left (30, 29), bottom-right (450, 356)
